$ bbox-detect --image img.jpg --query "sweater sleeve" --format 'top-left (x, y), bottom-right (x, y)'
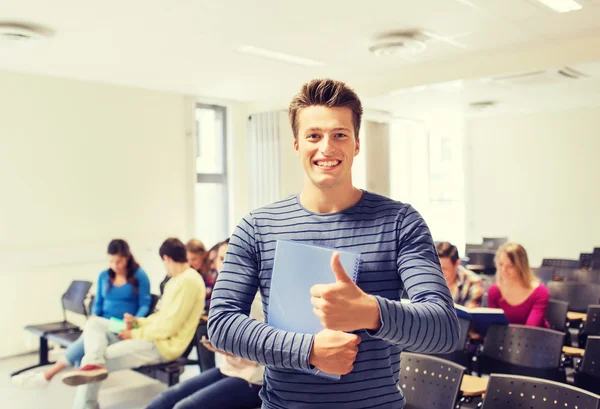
top-left (134, 268), bottom-right (152, 317)
top-left (525, 284), bottom-right (550, 327)
top-left (366, 205), bottom-right (460, 354)
top-left (207, 215), bottom-right (314, 371)
top-left (487, 284), bottom-right (501, 309)
top-left (131, 276), bottom-right (203, 341)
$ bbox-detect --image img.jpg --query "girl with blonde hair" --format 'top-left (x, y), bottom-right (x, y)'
top-left (487, 242), bottom-right (550, 327)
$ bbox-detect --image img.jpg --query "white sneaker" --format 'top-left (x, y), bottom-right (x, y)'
top-left (11, 371), bottom-right (50, 389)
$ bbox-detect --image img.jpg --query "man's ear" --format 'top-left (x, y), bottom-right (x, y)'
top-left (354, 137), bottom-right (360, 156)
top-left (293, 138), bottom-right (300, 156)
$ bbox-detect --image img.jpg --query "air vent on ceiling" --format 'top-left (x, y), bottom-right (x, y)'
top-left (369, 31), bottom-right (427, 57)
top-left (0, 22), bottom-right (54, 42)
top-left (469, 101), bottom-right (497, 110)
top-left (489, 67), bottom-right (589, 87)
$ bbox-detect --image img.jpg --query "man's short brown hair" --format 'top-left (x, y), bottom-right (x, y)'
top-left (288, 78), bottom-right (363, 139)
top-left (436, 242), bottom-right (459, 264)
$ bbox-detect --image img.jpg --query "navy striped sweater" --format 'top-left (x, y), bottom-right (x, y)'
top-left (208, 191), bottom-right (459, 409)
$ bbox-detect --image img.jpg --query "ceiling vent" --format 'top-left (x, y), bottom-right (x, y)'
top-left (0, 22), bottom-right (54, 42)
top-left (468, 100), bottom-right (498, 110)
top-left (488, 67), bottom-right (589, 87)
top-left (369, 31), bottom-right (428, 57)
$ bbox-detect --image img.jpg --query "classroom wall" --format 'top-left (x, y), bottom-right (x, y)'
top-left (0, 70), bottom-right (192, 358)
top-left (466, 107), bottom-right (600, 266)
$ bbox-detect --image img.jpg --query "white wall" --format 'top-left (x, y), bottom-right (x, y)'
top-left (0, 70), bottom-right (192, 358)
top-left (466, 107), bottom-right (600, 266)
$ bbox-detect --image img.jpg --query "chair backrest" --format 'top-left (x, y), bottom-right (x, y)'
top-left (553, 269), bottom-right (600, 284)
top-left (533, 267), bottom-right (555, 284)
top-left (399, 352), bottom-right (465, 409)
top-left (465, 243), bottom-right (487, 254)
top-left (482, 237), bottom-right (508, 250)
top-left (582, 305), bottom-right (600, 337)
top-left (580, 336), bottom-right (600, 378)
top-left (466, 252), bottom-right (496, 268)
top-left (581, 253), bottom-right (594, 269)
top-left (542, 258), bottom-right (579, 269)
top-left (546, 298), bottom-right (569, 332)
top-left (547, 282), bottom-right (600, 313)
top-left (482, 325), bottom-right (565, 369)
top-left (481, 374), bottom-right (600, 409)
top-left (149, 294), bottom-right (160, 313)
top-left (62, 280), bottom-right (93, 316)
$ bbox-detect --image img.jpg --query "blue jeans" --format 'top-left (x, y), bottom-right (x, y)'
top-left (146, 367), bottom-right (262, 409)
top-left (62, 335), bottom-right (85, 367)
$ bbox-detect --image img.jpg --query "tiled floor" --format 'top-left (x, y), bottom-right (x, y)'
top-left (0, 349), bottom-right (202, 409)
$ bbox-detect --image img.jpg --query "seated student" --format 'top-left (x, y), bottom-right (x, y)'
top-left (159, 238), bottom-right (210, 296)
top-left (62, 238), bottom-right (206, 409)
top-left (12, 239), bottom-right (151, 389)
top-left (488, 242), bottom-right (550, 327)
top-left (436, 241), bottom-right (484, 308)
top-left (146, 239), bottom-right (263, 409)
top-left (194, 240), bottom-right (222, 371)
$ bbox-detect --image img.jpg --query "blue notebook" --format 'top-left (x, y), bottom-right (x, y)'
top-left (454, 305), bottom-right (508, 337)
top-left (268, 240), bottom-right (363, 380)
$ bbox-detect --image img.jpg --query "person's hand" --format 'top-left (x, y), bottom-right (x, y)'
top-left (310, 252), bottom-right (381, 332)
top-left (309, 329), bottom-right (361, 375)
top-left (118, 329), bottom-right (132, 339)
top-left (123, 313), bottom-right (138, 330)
top-left (201, 336), bottom-right (234, 357)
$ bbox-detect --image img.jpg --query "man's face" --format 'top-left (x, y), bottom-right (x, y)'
top-left (440, 257), bottom-right (459, 283)
top-left (215, 243), bottom-right (229, 273)
top-left (293, 106), bottom-right (359, 190)
top-left (187, 251), bottom-right (205, 272)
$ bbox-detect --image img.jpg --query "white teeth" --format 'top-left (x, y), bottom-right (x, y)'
top-left (316, 160), bottom-right (340, 167)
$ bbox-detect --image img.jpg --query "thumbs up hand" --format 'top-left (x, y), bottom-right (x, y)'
top-left (310, 252), bottom-right (381, 332)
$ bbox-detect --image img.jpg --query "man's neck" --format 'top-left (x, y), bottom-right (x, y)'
top-left (299, 182), bottom-right (362, 214)
top-left (170, 263), bottom-right (189, 277)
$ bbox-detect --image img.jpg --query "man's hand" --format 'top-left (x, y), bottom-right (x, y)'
top-left (123, 313), bottom-right (138, 330)
top-left (309, 329), bottom-right (361, 375)
top-left (118, 329), bottom-right (132, 340)
top-left (201, 336), bottom-right (234, 357)
top-left (310, 252), bottom-right (381, 332)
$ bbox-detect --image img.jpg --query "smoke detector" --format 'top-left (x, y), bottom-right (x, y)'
top-left (469, 100), bottom-right (498, 110)
top-left (0, 22), bottom-right (53, 42)
top-left (369, 32), bottom-right (427, 57)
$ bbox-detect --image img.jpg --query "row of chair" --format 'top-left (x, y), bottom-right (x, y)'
top-left (401, 348), bottom-right (600, 409)
top-left (11, 280), bottom-right (206, 386)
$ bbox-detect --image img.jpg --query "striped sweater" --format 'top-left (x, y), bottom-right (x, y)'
top-left (208, 191), bottom-right (459, 409)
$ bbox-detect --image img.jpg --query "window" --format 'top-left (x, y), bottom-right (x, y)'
top-left (194, 104), bottom-right (228, 248)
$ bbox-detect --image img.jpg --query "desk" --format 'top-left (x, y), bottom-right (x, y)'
top-left (562, 346), bottom-right (585, 357)
top-left (566, 311), bottom-right (587, 321)
top-left (461, 374), bottom-right (489, 396)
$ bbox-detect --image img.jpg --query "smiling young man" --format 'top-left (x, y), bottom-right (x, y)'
top-left (208, 79), bottom-right (459, 409)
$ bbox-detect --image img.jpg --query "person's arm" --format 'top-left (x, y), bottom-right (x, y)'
top-left (134, 269), bottom-right (152, 317)
top-left (464, 277), bottom-right (485, 309)
top-left (208, 216), bottom-right (315, 372)
top-left (91, 272), bottom-right (106, 316)
top-left (487, 285), bottom-right (500, 309)
top-left (525, 285), bottom-right (550, 327)
top-left (366, 206), bottom-right (459, 354)
top-left (131, 277), bottom-right (204, 340)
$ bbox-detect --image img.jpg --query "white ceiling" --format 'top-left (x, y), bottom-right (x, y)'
top-left (2, 0), bottom-right (600, 102)
top-left (364, 61), bottom-right (600, 118)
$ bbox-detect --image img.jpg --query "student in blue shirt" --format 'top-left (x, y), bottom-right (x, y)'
top-left (208, 79), bottom-right (459, 409)
top-left (12, 239), bottom-right (151, 389)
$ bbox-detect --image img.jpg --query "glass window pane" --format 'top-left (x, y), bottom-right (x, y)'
top-left (196, 107), bottom-right (225, 174)
top-left (195, 183), bottom-right (228, 248)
